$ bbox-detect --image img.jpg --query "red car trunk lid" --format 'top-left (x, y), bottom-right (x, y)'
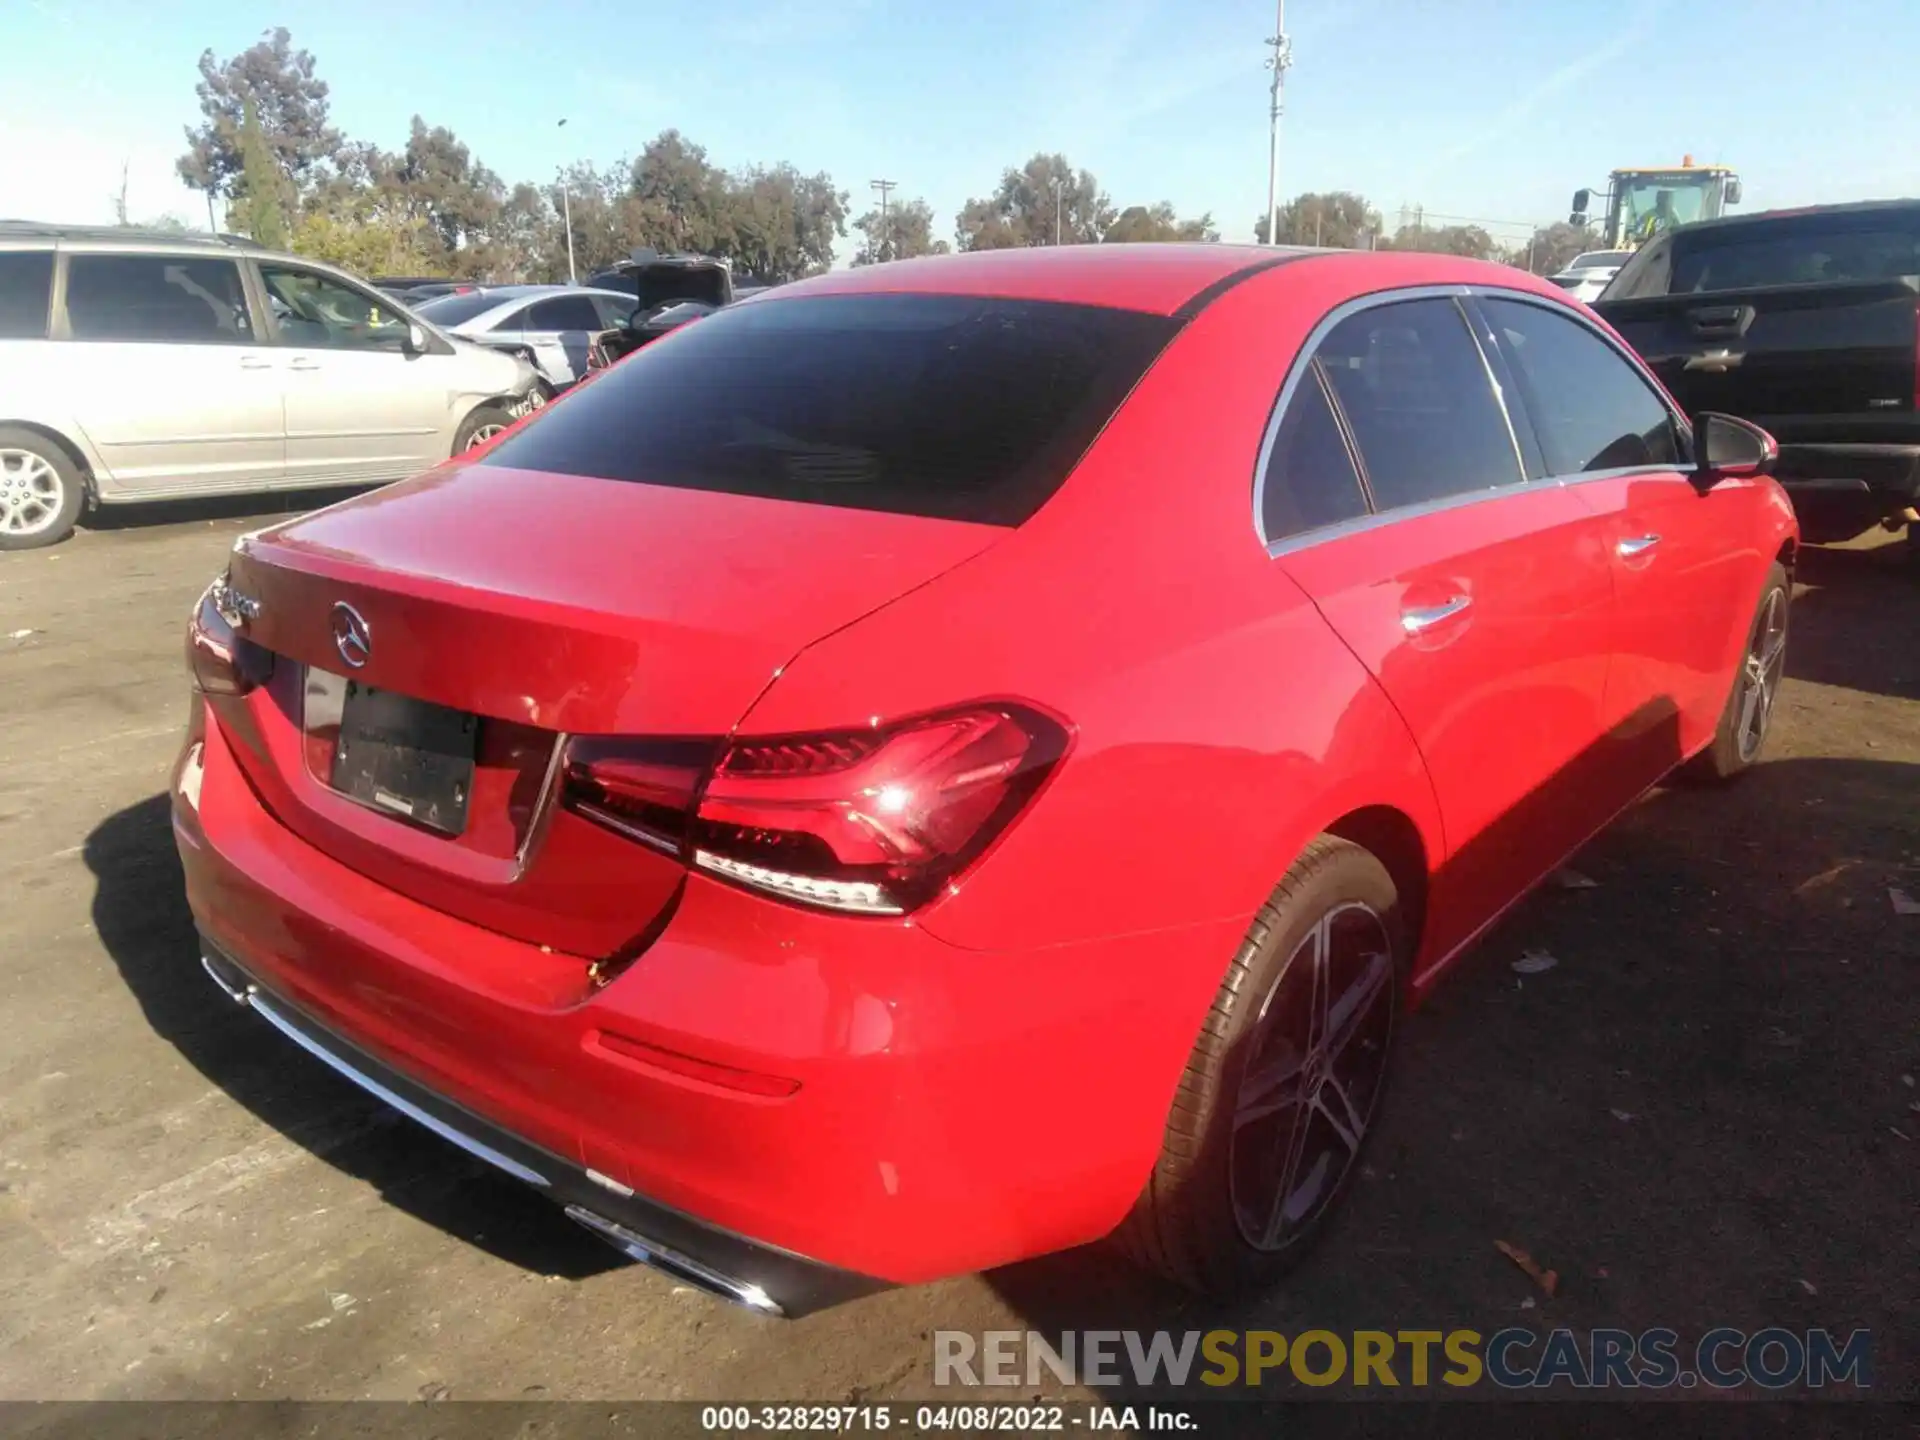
top-left (215, 462), bottom-right (1003, 957)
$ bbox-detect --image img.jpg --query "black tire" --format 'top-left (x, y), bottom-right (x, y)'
top-left (0, 426), bottom-right (84, 551)
top-left (1904, 520), bottom-right (1920, 576)
top-left (1115, 836), bottom-right (1405, 1296)
top-left (453, 404), bottom-right (516, 456)
top-left (1684, 561), bottom-right (1790, 783)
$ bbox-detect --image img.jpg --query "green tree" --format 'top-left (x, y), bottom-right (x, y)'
top-left (232, 99), bottom-right (290, 249)
top-left (631, 130), bottom-right (729, 252)
top-left (392, 117), bottom-right (506, 273)
top-left (956, 154), bottom-right (1114, 250)
top-left (1514, 220), bottom-right (1597, 275)
top-left (1104, 202), bottom-right (1218, 244)
top-left (852, 197), bottom-right (947, 264)
top-left (1384, 223), bottom-right (1499, 260)
top-left (1254, 191), bottom-right (1382, 248)
top-left (178, 27), bottom-right (340, 206)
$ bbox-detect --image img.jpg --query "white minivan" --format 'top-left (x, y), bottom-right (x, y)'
top-left (0, 223), bottom-right (540, 549)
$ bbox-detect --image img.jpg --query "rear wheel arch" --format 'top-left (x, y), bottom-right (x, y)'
top-left (1325, 804), bottom-right (1430, 973)
top-left (0, 419), bottom-right (94, 502)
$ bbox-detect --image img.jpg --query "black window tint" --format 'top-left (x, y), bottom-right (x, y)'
top-left (526, 296), bottom-right (604, 331)
top-left (1317, 298), bottom-right (1520, 510)
top-left (590, 294), bottom-right (632, 329)
top-left (1670, 222), bottom-right (1920, 293)
top-left (1483, 298), bottom-right (1678, 474)
top-left (1260, 364), bottom-right (1368, 541)
top-left (483, 294), bottom-right (1176, 526)
top-left (65, 255), bottom-right (253, 343)
top-left (0, 251), bottom-right (54, 339)
top-left (415, 292), bottom-right (500, 327)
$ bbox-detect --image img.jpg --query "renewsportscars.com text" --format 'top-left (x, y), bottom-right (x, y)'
top-left (933, 1328), bottom-right (1872, 1391)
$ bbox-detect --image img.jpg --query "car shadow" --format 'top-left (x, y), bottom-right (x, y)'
top-left (81, 486), bottom-right (379, 535)
top-left (978, 753), bottom-right (1920, 1402)
top-left (83, 791), bottom-right (619, 1280)
top-left (1786, 539), bottom-right (1919, 702)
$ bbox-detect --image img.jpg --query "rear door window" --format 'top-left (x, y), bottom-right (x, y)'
top-left (1481, 297), bottom-right (1679, 474)
top-left (64, 254), bottom-right (254, 343)
top-left (1315, 298), bottom-right (1522, 511)
top-left (0, 250), bottom-right (54, 339)
top-left (1259, 364), bottom-right (1369, 542)
top-left (1670, 220), bottom-right (1920, 292)
top-left (482, 293), bottom-right (1176, 525)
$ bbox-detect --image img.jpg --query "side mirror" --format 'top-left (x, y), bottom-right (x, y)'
top-left (405, 322), bottom-right (428, 354)
top-left (1724, 177), bottom-right (1743, 206)
top-left (1696, 412), bottom-right (1776, 481)
top-left (1571, 188), bottom-right (1592, 212)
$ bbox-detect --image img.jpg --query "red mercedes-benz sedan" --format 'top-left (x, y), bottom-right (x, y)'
top-left (174, 245), bottom-right (1796, 1314)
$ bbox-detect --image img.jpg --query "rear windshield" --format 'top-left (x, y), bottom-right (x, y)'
top-left (415, 291), bottom-right (501, 327)
top-left (482, 293), bottom-right (1176, 525)
top-left (1643, 216), bottom-right (1920, 293)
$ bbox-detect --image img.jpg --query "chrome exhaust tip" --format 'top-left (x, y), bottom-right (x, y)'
top-left (564, 1204), bottom-right (785, 1316)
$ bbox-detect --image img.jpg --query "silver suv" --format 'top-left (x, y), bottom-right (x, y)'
top-left (0, 223), bottom-right (540, 549)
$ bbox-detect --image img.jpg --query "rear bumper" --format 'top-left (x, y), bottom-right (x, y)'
top-left (1774, 443), bottom-right (1920, 538)
top-left (172, 700), bottom-right (1235, 1294)
top-left (198, 939), bottom-right (881, 1316)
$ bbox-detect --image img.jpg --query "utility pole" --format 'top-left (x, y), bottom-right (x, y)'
top-left (1263, 0), bottom-right (1293, 245)
top-left (557, 118), bottom-right (577, 284)
top-left (1050, 175), bottom-right (1067, 244)
top-left (869, 178), bottom-right (897, 261)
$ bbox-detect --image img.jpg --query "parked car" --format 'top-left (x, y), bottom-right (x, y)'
top-left (1595, 200), bottom-right (1920, 561)
top-left (416, 284), bottom-right (635, 392)
top-left (177, 245), bottom-right (1794, 1315)
top-left (585, 249), bottom-right (733, 310)
top-left (1545, 248), bottom-right (1633, 302)
top-left (582, 250), bottom-right (735, 363)
top-left (0, 223), bottom-right (541, 549)
top-left (396, 281), bottom-right (480, 305)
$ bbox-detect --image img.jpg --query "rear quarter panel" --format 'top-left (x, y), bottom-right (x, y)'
top-left (739, 254), bottom-right (1454, 959)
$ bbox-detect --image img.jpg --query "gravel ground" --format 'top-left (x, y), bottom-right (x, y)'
top-left (1, 497), bottom-right (1914, 1405)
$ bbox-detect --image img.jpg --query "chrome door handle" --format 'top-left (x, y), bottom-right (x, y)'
top-left (1400, 595), bottom-right (1472, 633)
top-left (238, 355), bottom-right (274, 370)
top-left (288, 357), bottom-right (322, 371)
top-left (1616, 533), bottom-right (1662, 558)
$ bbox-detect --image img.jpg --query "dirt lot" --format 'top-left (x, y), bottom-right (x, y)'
top-left (1, 498), bottom-right (1916, 1404)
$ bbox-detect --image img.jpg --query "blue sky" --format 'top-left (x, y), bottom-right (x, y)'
top-left (3, 0), bottom-right (1916, 259)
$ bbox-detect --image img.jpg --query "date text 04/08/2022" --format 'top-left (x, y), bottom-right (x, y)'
top-left (698, 1405), bottom-right (1195, 1432)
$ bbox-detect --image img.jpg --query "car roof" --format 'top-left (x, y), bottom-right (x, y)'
top-left (764, 244), bottom-right (1568, 318)
top-left (1655, 197), bottom-right (1920, 238)
top-left (0, 220), bottom-right (270, 254)
top-left (432, 286), bottom-right (632, 322)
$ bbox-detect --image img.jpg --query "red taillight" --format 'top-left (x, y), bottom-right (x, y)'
top-left (186, 582), bottom-right (272, 696)
top-left (560, 737), bottom-right (716, 855)
top-left (559, 705), bottom-right (1067, 916)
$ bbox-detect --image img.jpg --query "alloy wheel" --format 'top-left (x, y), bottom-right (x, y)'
top-left (0, 448), bottom-right (64, 537)
top-left (1735, 587), bottom-right (1788, 763)
top-left (1230, 902), bottom-right (1395, 1253)
top-left (464, 423), bottom-right (508, 450)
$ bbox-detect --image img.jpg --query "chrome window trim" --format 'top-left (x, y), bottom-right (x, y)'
top-left (1457, 296), bottom-right (1531, 485)
top-left (1266, 473), bottom-right (1569, 558)
top-left (1252, 282), bottom-right (1700, 560)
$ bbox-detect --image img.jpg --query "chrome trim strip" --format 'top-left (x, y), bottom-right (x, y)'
top-left (512, 731), bottom-right (571, 874)
top-left (1458, 298), bottom-right (1531, 485)
top-left (228, 976), bottom-right (552, 1189)
top-left (1252, 281), bottom-right (1702, 557)
top-left (570, 799), bottom-right (682, 856)
top-left (1265, 473), bottom-right (1568, 559)
top-left (564, 1205), bottom-right (784, 1316)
